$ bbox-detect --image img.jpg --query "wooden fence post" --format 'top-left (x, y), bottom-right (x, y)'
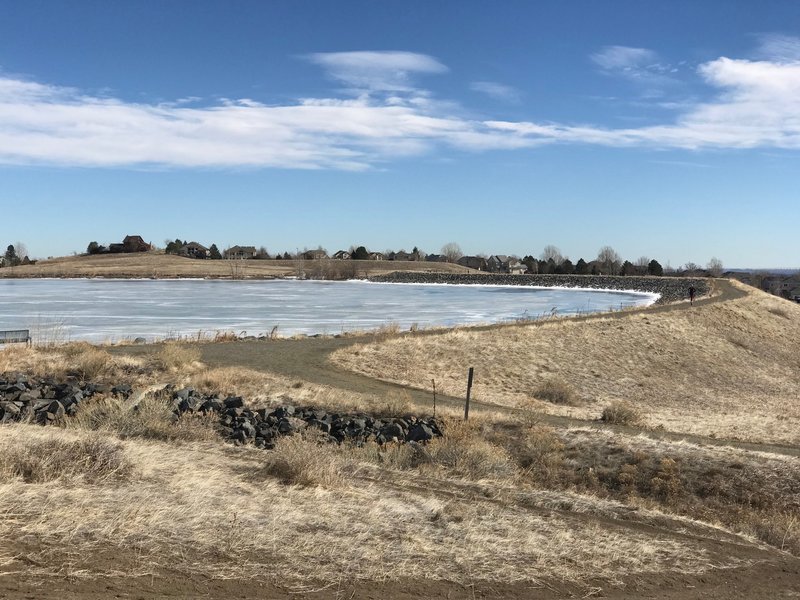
top-left (431, 378), bottom-right (437, 418)
top-left (464, 367), bottom-right (474, 421)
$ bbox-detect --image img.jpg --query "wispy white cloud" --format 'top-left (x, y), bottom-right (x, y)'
top-left (755, 33), bottom-right (800, 62)
top-left (487, 56), bottom-right (800, 149)
top-left (470, 81), bottom-right (521, 103)
top-left (1, 43), bottom-right (800, 170)
top-left (0, 71), bottom-right (527, 170)
top-left (591, 45), bottom-right (658, 71)
top-left (304, 51), bottom-right (447, 92)
top-left (591, 45), bottom-right (678, 92)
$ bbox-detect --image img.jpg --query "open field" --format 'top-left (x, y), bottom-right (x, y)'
top-left (333, 281), bottom-right (800, 445)
top-left (0, 252), bottom-right (471, 279)
top-left (1, 278), bottom-right (799, 598)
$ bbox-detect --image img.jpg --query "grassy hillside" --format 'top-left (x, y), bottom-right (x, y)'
top-left (333, 281), bottom-right (800, 445)
top-left (0, 251), bottom-right (472, 279)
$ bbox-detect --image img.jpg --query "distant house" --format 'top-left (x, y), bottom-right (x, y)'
top-left (332, 250), bottom-right (351, 260)
top-left (226, 245), bottom-right (257, 260)
top-left (457, 256), bottom-right (488, 271)
top-left (389, 250), bottom-right (413, 261)
top-left (763, 277), bottom-right (800, 297)
top-left (123, 235), bottom-right (151, 253)
top-left (487, 254), bottom-right (524, 274)
top-left (179, 242), bottom-right (209, 259)
top-left (507, 260), bottom-right (526, 275)
top-left (426, 254), bottom-right (448, 263)
top-left (367, 252), bottom-right (384, 261)
top-left (109, 235), bottom-right (151, 254)
top-left (301, 249), bottom-right (329, 260)
top-left (486, 255), bottom-right (510, 273)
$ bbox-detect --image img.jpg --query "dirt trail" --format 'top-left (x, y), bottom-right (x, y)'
top-left (118, 279), bottom-right (800, 457)
top-left (2, 556), bottom-right (798, 600)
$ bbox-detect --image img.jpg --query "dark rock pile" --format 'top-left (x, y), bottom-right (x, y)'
top-left (168, 386), bottom-right (443, 449)
top-left (369, 272), bottom-right (711, 305)
top-left (0, 373), bottom-right (132, 424)
top-left (0, 374), bottom-right (444, 450)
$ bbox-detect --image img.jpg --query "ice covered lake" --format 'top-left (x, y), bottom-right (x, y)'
top-left (0, 279), bottom-right (658, 343)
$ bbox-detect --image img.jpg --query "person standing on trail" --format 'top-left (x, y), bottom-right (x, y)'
top-left (688, 286), bottom-right (696, 305)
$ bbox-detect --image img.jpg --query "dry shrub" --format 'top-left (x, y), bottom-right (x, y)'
top-left (600, 401), bottom-right (643, 426)
top-left (747, 511), bottom-right (799, 555)
top-left (0, 432), bottom-right (133, 483)
top-left (359, 440), bottom-right (431, 471)
top-left (256, 432), bottom-right (343, 488)
top-left (70, 393), bottom-right (218, 442)
top-left (535, 378), bottom-right (579, 406)
top-left (374, 322), bottom-right (401, 338)
top-left (47, 342), bottom-right (115, 380)
top-left (426, 420), bottom-right (518, 481)
top-left (212, 330), bottom-right (241, 342)
top-left (647, 457), bottom-right (683, 501)
top-left (156, 343), bottom-right (202, 371)
top-left (190, 367), bottom-right (271, 397)
top-left (514, 425), bottom-right (565, 484)
top-left (70, 347), bottom-right (115, 380)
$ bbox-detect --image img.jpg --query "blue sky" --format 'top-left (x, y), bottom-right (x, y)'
top-left (1, 0), bottom-right (799, 268)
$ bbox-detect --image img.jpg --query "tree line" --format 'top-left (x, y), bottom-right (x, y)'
top-left (520, 245), bottom-right (723, 277)
top-left (0, 243), bottom-right (31, 267)
top-left (83, 237), bottom-right (724, 277)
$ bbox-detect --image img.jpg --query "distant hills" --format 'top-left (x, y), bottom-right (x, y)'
top-left (727, 268), bottom-right (799, 275)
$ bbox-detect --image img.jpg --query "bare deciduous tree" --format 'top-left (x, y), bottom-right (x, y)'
top-left (540, 245), bottom-right (563, 264)
top-left (707, 257), bottom-right (723, 277)
top-left (14, 241), bottom-right (28, 261)
top-left (597, 246), bottom-right (621, 275)
top-left (441, 242), bottom-right (463, 263)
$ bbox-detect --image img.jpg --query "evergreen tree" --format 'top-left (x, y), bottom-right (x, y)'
top-left (209, 244), bottom-right (222, 260)
top-left (522, 255), bottom-right (537, 273)
top-left (538, 259), bottom-right (551, 274)
top-left (165, 239), bottom-right (185, 255)
top-left (352, 246), bottom-right (369, 260)
top-left (621, 260), bottom-right (636, 276)
top-left (647, 259), bottom-right (664, 276)
top-left (4, 245), bottom-right (18, 266)
top-left (575, 258), bottom-right (589, 274)
top-left (87, 241), bottom-right (100, 255)
top-left (560, 258), bottom-right (574, 274)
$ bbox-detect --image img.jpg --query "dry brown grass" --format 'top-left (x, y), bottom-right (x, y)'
top-left (0, 429), bottom-right (133, 484)
top-left (0, 424), bottom-right (741, 584)
top-left (0, 252), bottom-right (470, 280)
top-left (422, 419), bottom-right (519, 480)
top-left (333, 282), bottom-right (800, 444)
top-left (67, 392), bottom-right (219, 442)
top-left (0, 343), bottom-right (146, 382)
top-left (254, 431), bottom-right (347, 487)
top-left (155, 342), bottom-right (202, 371)
top-left (545, 427), bottom-right (800, 555)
